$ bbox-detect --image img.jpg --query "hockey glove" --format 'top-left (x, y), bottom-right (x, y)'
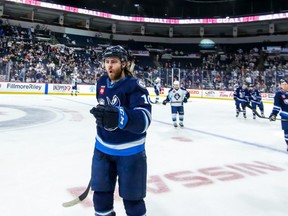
top-left (90, 105), bottom-right (129, 130)
top-left (183, 98), bottom-right (188, 103)
top-left (90, 105), bottom-right (119, 130)
top-left (269, 114), bottom-right (276, 121)
top-left (162, 100), bottom-right (167, 105)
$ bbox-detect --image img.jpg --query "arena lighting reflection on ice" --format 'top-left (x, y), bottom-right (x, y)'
top-left (4, 0), bottom-right (288, 25)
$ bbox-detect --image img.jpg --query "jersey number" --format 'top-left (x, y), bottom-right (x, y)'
top-left (141, 94), bottom-right (151, 104)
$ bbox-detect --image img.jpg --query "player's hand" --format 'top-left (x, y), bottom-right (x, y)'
top-left (90, 105), bottom-right (119, 129)
top-left (183, 98), bottom-right (188, 103)
top-left (269, 114), bottom-right (276, 121)
top-left (162, 100), bottom-right (167, 105)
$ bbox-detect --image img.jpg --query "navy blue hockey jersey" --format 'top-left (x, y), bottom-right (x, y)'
top-left (271, 90), bottom-right (288, 129)
top-left (95, 74), bottom-right (152, 156)
top-left (234, 86), bottom-right (250, 103)
top-left (249, 89), bottom-right (262, 104)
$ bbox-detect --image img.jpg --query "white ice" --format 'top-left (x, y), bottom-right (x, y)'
top-left (0, 94), bottom-right (288, 216)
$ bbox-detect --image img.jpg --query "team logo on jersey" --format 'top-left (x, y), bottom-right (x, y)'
top-left (107, 95), bottom-right (121, 106)
top-left (174, 93), bottom-right (181, 100)
top-left (137, 79), bottom-right (146, 89)
top-left (100, 86), bottom-right (105, 95)
top-left (284, 99), bottom-right (288, 105)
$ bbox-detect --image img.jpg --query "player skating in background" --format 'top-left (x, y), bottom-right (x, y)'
top-left (233, 83), bottom-right (250, 118)
top-left (89, 45), bottom-right (152, 216)
top-left (162, 80), bottom-right (190, 127)
top-left (269, 79), bottom-right (288, 151)
top-left (248, 83), bottom-right (265, 119)
top-left (154, 77), bottom-right (161, 104)
top-left (71, 74), bottom-right (78, 96)
top-left (233, 83), bottom-right (241, 113)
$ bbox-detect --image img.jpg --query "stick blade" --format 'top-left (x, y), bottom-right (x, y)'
top-left (62, 181), bottom-right (91, 208)
top-left (62, 198), bottom-right (81, 207)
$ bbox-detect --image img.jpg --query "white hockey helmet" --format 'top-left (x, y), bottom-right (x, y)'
top-left (173, 80), bottom-right (180, 89)
top-left (155, 77), bottom-right (160, 83)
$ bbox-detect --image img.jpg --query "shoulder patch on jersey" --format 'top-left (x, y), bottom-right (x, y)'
top-left (137, 79), bottom-right (146, 89)
top-left (98, 98), bottom-right (105, 105)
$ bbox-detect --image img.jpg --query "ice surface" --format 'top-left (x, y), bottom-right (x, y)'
top-left (0, 94), bottom-right (287, 216)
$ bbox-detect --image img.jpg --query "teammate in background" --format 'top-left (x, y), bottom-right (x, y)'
top-left (233, 83), bottom-right (241, 112)
top-left (162, 80), bottom-right (190, 127)
top-left (71, 75), bottom-right (78, 96)
top-left (89, 45), bottom-right (152, 216)
top-left (269, 79), bottom-right (288, 151)
top-left (233, 83), bottom-right (250, 118)
top-left (154, 77), bottom-right (161, 103)
top-left (248, 84), bottom-right (265, 119)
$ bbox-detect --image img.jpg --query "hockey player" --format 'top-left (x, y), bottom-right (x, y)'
top-left (233, 83), bottom-right (240, 112)
top-left (89, 45), bottom-right (152, 216)
top-left (162, 80), bottom-right (190, 127)
top-left (269, 79), bottom-right (288, 151)
top-left (233, 83), bottom-right (250, 118)
top-left (154, 77), bottom-right (161, 103)
top-left (248, 84), bottom-right (264, 119)
top-left (71, 75), bottom-right (78, 96)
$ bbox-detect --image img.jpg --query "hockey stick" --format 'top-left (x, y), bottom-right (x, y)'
top-left (149, 97), bottom-right (161, 104)
top-left (161, 101), bottom-right (190, 105)
top-left (62, 181), bottom-right (91, 207)
top-left (245, 103), bottom-right (288, 121)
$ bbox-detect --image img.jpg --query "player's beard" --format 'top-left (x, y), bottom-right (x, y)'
top-left (107, 66), bottom-right (124, 82)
